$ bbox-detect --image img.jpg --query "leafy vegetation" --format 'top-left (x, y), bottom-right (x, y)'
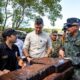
top-left (0, 0), bottom-right (62, 30)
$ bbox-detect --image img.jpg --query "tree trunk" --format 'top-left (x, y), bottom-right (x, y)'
top-left (16, 7), bottom-right (25, 28)
top-left (3, 0), bottom-right (8, 30)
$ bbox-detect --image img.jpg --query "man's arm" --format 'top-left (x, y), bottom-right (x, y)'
top-left (0, 70), bottom-right (10, 76)
top-left (15, 45), bottom-right (26, 68)
top-left (59, 48), bottom-right (65, 58)
top-left (46, 48), bottom-right (52, 57)
top-left (46, 36), bottom-right (52, 57)
top-left (59, 49), bottom-right (65, 58)
top-left (16, 55), bottom-right (26, 68)
top-left (0, 70), bottom-right (4, 76)
top-left (23, 48), bottom-right (30, 58)
top-left (23, 34), bottom-right (32, 63)
top-left (23, 48), bottom-right (32, 63)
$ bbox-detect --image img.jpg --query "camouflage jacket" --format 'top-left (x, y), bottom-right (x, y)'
top-left (64, 31), bottom-right (80, 65)
top-left (50, 39), bottom-right (62, 58)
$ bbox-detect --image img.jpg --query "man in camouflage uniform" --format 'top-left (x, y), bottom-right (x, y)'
top-left (58, 32), bottom-right (64, 45)
top-left (59, 17), bottom-right (80, 80)
top-left (62, 23), bottom-right (69, 44)
top-left (50, 30), bottom-right (62, 58)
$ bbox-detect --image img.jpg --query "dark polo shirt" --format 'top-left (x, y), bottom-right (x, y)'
top-left (0, 43), bottom-right (20, 71)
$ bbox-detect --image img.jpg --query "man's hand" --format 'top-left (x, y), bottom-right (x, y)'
top-left (3, 69), bottom-right (10, 74)
top-left (59, 49), bottom-right (65, 58)
top-left (27, 57), bottom-right (33, 63)
top-left (45, 54), bottom-right (49, 57)
top-left (18, 59), bottom-right (26, 68)
top-left (0, 69), bottom-right (10, 76)
top-left (0, 71), bottom-right (5, 76)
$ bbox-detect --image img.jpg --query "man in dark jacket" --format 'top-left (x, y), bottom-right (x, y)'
top-left (0, 28), bottom-right (26, 76)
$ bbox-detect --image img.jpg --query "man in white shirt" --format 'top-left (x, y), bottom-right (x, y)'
top-left (23, 17), bottom-right (52, 62)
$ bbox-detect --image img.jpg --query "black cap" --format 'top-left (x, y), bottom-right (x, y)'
top-left (62, 23), bottom-right (68, 31)
top-left (66, 17), bottom-right (80, 28)
top-left (2, 28), bottom-right (17, 38)
top-left (35, 17), bottom-right (44, 25)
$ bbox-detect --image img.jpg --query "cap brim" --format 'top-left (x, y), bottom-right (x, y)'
top-left (67, 23), bottom-right (79, 26)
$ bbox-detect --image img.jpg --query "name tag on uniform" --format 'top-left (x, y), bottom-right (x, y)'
top-left (1, 55), bottom-right (8, 59)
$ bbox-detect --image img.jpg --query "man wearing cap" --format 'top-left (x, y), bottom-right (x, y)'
top-left (62, 23), bottom-right (68, 32)
top-left (50, 30), bottom-right (62, 58)
top-left (23, 17), bottom-right (52, 62)
top-left (59, 17), bottom-right (80, 80)
top-left (0, 28), bottom-right (26, 76)
top-left (62, 23), bottom-right (68, 45)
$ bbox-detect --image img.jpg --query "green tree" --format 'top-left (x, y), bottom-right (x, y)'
top-left (13, 0), bottom-right (62, 28)
top-left (0, 1), bottom-right (3, 23)
top-left (16, 27), bottom-right (33, 33)
top-left (1, 0), bottom-right (62, 29)
top-left (0, 0), bottom-right (4, 31)
top-left (0, 10), bottom-right (3, 24)
top-left (0, 0), bottom-right (13, 30)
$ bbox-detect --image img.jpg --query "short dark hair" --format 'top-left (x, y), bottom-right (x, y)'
top-left (35, 17), bottom-right (44, 25)
top-left (2, 28), bottom-right (17, 40)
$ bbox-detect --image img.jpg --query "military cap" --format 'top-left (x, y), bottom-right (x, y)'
top-left (51, 30), bottom-right (58, 36)
top-left (58, 32), bottom-right (64, 36)
top-left (66, 17), bottom-right (80, 28)
top-left (62, 23), bottom-right (68, 31)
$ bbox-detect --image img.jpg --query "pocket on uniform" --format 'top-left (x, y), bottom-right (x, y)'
top-left (1, 55), bottom-right (8, 59)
